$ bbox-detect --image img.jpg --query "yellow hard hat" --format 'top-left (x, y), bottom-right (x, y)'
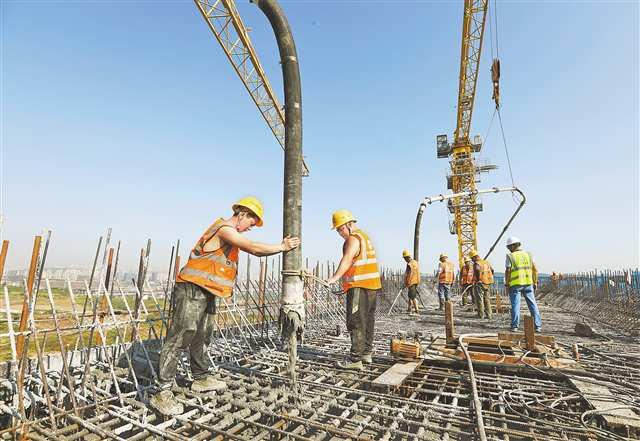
top-left (402, 249), bottom-right (411, 258)
top-left (469, 249), bottom-right (479, 258)
top-left (331, 209), bottom-right (356, 230)
top-left (464, 257), bottom-right (472, 263)
top-left (439, 253), bottom-right (448, 259)
top-left (232, 196), bottom-right (264, 227)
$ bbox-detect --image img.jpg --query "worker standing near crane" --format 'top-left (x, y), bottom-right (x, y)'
top-left (470, 249), bottom-right (494, 319)
top-left (326, 210), bottom-right (381, 371)
top-left (402, 250), bottom-right (420, 315)
top-left (436, 253), bottom-right (455, 310)
top-left (459, 257), bottom-right (474, 306)
top-left (149, 197), bottom-right (300, 416)
top-left (504, 237), bottom-right (542, 332)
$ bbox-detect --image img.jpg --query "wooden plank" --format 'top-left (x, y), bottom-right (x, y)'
top-left (495, 289), bottom-right (501, 310)
top-left (462, 337), bottom-right (513, 348)
top-left (497, 331), bottom-right (555, 346)
top-left (435, 347), bottom-right (577, 368)
top-left (524, 316), bottom-right (536, 351)
top-left (371, 360), bottom-right (422, 392)
top-left (571, 378), bottom-right (640, 430)
top-left (444, 301), bottom-right (455, 343)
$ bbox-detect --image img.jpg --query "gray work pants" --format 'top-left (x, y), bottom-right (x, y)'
top-left (157, 282), bottom-right (216, 387)
top-left (474, 284), bottom-right (492, 319)
top-left (346, 287), bottom-right (378, 362)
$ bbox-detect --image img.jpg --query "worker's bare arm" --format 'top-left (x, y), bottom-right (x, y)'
top-left (326, 236), bottom-right (359, 285)
top-left (217, 227), bottom-right (300, 257)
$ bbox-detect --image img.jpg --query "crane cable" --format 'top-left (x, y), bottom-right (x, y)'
top-left (487, 0), bottom-right (518, 194)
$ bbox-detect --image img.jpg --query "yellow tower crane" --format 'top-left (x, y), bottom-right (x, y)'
top-left (193, 0), bottom-right (309, 175)
top-left (436, 0), bottom-right (493, 269)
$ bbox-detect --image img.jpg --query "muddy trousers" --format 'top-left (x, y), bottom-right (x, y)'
top-left (474, 284), bottom-right (492, 319)
top-left (157, 282), bottom-right (217, 388)
top-left (346, 288), bottom-right (378, 362)
top-left (461, 284), bottom-right (472, 305)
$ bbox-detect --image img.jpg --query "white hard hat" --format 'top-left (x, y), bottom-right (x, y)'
top-left (506, 236), bottom-right (521, 247)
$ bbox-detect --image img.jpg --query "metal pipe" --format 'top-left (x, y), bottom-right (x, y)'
top-left (458, 334), bottom-right (487, 441)
top-left (413, 186), bottom-right (525, 265)
top-left (483, 187), bottom-right (526, 260)
top-left (252, 0), bottom-right (304, 385)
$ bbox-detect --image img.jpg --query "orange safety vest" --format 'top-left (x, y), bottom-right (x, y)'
top-left (177, 218), bottom-right (239, 298)
top-left (474, 259), bottom-right (494, 285)
top-left (341, 229), bottom-right (382, 292)
top-left (438, 261), bottom-right (454, 284)
top-left (405, 260), bottom-right (420, 287)
top-left (461, 265), bottom-right (474, 284)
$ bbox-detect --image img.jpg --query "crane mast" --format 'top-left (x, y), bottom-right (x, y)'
top-left (194, 0), bottom-right (309, 175)
top-left (437, 0), bottom-right (489, 269)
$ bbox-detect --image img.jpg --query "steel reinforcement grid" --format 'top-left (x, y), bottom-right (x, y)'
top-left (1, 236), bottom-right (639, 440)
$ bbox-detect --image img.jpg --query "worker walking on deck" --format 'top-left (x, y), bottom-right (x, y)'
top-left (459, 257), bottom-right (474, 306)
top-left (505, 236), bottom-right (542, 332)
top-left (326, 210), bottom-right (381, 371)
top-left (470, 250), bottom-right (494, 319)
top-left (403, 250), bottom-right (420, 314)
top-left (437, 253), bottom-right (455, 310)
top-left (149, 197), bottom-right (300, 416)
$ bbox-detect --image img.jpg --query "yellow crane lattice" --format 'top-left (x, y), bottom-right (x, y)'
top-left (193, 0), bottom-right (309, 175)
top-left (437, 0), bottom-right (489, 269)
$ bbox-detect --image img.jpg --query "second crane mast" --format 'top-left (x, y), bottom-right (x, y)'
top-left (437, 0), bottom-right (490, 269)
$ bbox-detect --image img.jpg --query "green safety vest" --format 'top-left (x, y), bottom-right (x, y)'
top-left (508, 250), bottom-right (533, 286)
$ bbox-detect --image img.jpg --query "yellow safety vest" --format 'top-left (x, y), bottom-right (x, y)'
top-left (508, 250), bottom-right (533, 286)
top-left (405, 260), bottom-right (420, 286)
top-left (177, 218), bottom-right (239, 298)
top-left (341, 229), bottom-right (382, 292)
top-left (461, 265), bottom-right (474, 284)
top-left (438, 261), bottom-right (454, 284)
top-left (475, 259), bottom-right (494, 285)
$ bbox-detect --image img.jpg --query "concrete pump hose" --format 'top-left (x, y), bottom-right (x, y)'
top-left (458, 334), bottom-right (488, 441)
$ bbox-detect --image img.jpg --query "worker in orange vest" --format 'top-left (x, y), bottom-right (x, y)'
top-left (459, 257), bottom-right (474, 306)
top-left (470, 249), bottom-right (494, 319)
top-left (551, 272), bottom-right (559, 287)
top-left (402, 249), bottom-right (420, 315)
top-left (437, 253), bottom-right (455, 310)
top-left (150, 197), bottom-right (300, 416)
top-left (327, 209), bottom-right (382, 371)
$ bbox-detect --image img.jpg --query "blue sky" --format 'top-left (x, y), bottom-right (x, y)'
top-left (2, 0), bottom-right (638, 275)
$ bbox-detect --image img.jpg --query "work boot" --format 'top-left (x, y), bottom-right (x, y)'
top-left (191, 375), bottom-right (227, 393)
top-left (438, 299), bottom-right (444, 311)
top-left (510, 327), bottom-right (518, 332)
top-left (337, 360), bottom-right (364, 371)
top-left (362, 353), bottom-right (373, 364)
top-left (149, 389), bottom-right (183, 416)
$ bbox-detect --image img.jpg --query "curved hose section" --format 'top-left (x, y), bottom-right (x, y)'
top-left (483, 187), bottom-right (526, 259)
top-left (412, 187), bottom-right (526, 266)
top-left (458, 334), bottom-right (488, 441)
top-left (413, 204), bottom-right (425, 262)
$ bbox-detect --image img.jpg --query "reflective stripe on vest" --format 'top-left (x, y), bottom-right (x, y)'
top-left (475, 259), bottom-right (494, 285)
top-left (461, 265), bottom-right (474, 284)
top-left (177, 218), bottom-right (239, 298)
top-left (405, 260), bottom-right (420, 286)
top-left (438, 261), bottom-right (454, 284)
top-left (342, 229), bottom-right (382, 291)
top-left (508, 250), bottom-right (533, 286)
